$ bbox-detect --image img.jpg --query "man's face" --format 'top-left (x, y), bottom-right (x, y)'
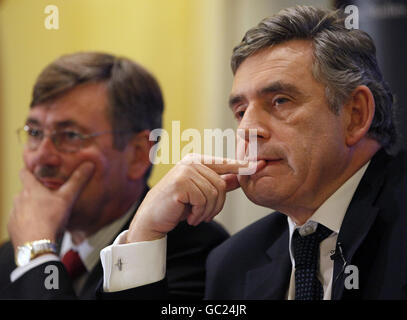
top-left (230, 40), bottom-right (349, 214)
top-left (23, 82), bottom-right (130, 229)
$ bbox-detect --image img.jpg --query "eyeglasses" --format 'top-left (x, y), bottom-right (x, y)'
top-left (17, 125), bottom-right (127, 153)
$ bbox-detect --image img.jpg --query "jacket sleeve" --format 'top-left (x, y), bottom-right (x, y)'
top-left (0, 260), bottom-right (77, 299)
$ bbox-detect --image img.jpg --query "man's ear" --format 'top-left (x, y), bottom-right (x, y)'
top-left (125, 130), bottom-right (153, 181)
top-left (342, 85), bottom-right (375, 147)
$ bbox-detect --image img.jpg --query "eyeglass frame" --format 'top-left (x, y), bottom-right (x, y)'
top-left (17, 124), bottom-right (133, 153)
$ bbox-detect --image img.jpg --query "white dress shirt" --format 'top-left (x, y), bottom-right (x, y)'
top-left (286, 161), bottom-right (370, 299)
top-left (101, 162), bottom-right (370, 297)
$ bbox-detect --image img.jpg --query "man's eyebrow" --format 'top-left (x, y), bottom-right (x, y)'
top-left (25, 118), bottom-right (89, 132)
top-left (229, 81), bottom-right (304, 109)
top-left (54, 120), bottom-right (81, 129)
top-left (258, 81), bottom-right (303, 97)
top-left (25, 118), bottom-right (41, 126)
top-left (228, 94), bottom-right (245, 109)
top-left (55, 120), bottom-right (92, 133)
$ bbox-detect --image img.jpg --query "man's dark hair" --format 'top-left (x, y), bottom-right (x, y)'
top-left (30, 51), bottom-right (164, 180)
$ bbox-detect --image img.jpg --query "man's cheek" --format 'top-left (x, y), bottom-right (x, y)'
top-left (73, 152), bottom-right (104, 176)
top-left (235, 135), bottom-right (247, 161)
top-left (22, 151), bottom-right (34, 172)
top-left (237, 175), bottom-right (249, 188)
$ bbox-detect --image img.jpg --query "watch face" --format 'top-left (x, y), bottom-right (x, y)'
top-left (16, 246), bottom-right (32, 267)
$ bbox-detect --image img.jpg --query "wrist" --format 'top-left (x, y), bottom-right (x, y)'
top-left (126, 225), bottom-right (165, 243)
top-left (126, 211), bottom-right (167, 243)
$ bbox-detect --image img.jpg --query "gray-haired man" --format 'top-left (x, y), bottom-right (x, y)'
top-left (104, 6), bottom-right (407, 300)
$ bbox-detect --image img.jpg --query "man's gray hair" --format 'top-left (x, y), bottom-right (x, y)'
top-left (231, 5), bottom-right (397, 149)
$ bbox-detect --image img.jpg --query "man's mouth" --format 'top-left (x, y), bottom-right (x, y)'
top-left (264, 159), bottom-right (283, 164)
top-left (241, 157), bottom-right (284, 177)
top-left (257, 158), bottom-right (283, 171)
top-left (38, 178), bottom-right (64, 189)
top-left (246, 155), bottom-right (283, 163)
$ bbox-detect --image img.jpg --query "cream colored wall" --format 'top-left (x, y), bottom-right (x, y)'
top-left (0, 0), bottom-right (332, 243)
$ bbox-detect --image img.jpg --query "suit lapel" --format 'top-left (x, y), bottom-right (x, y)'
top-left (332, 149), bottom-right (390, 299)
top-left (331, 198), bottom-right (379, 299)
top-left (244, 226), bottom-right (291, 299)
top-left (79, 262), bottom-right (103, 299)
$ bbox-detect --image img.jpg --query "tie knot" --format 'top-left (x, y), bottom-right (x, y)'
top-left (292, 223), bottom-right (332, 268)
top-left (61, 249), bottom-right (87, 281)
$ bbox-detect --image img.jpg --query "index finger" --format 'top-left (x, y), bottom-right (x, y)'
top-left (58, 162), bottom-right (95, 201)
top-left (181, 153), bottom-right (257, 175)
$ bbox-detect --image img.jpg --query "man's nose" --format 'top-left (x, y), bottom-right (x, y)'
top-left (238, 105), bottom-right (270, 141)
top-left (32, 136), bottom-right (62, 166)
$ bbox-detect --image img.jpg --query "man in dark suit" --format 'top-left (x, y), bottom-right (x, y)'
top-left (204, 6), bottom-right (407, 299)
top-left (0, 52), bottom-right (228, 299)
top-left (108, 6), bottom-right (406, 299)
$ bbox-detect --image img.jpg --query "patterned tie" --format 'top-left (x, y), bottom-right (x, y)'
top-left (61, 249), bottom-right (87, 281)
top-left (292, 223), bottom-right (332, 300)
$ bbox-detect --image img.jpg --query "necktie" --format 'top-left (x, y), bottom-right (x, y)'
top-left (292, 223), bottom-right (332, 300)
top-left (61, 249), bottom-right (87, 281)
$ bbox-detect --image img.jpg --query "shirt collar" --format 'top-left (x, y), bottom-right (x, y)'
top-left (60, 200), bottom-right (139, 272)
top-left (287, 160), bottom-right (371, 236)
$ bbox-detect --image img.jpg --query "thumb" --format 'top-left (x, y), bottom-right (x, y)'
top-left (221, 174), bottom-right (240, 192)
top-left (58, 162), bottom-right (95, 202)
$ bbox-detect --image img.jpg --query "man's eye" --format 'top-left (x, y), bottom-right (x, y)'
top-left (236, 111), bottom-right (245, 119)
top-left (61, 131), bottom-right (82, 140)
top-left (274, 97), bottom-right (290, 105)
top-left (28, 128), bottom-right (42, 138)
top-left (234, 109), bottom-right (246, 120)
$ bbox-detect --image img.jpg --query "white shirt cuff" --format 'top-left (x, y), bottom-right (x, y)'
top-left (10, 254), bottom-right (60, 282)
top-left (100, 230), bottom-right (167, 292)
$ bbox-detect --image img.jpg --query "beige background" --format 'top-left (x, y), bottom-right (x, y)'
top-left (0, 0), bottom-right (331, 243)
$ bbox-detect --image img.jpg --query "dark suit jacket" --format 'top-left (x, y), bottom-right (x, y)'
top-left (205, 149), bottom-right (407, 299)
top-left (0, 190), bottom-right (229, 300)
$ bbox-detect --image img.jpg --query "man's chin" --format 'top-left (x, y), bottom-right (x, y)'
top-left (241, 188), bottom-right (273, 209)
top-left (240, 178), bottom-right (286, 209)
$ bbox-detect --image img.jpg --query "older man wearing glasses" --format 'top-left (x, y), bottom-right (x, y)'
top-left (0, 52), bottom-right (228, 299)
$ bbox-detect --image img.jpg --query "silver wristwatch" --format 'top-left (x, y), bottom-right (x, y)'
top-left (15, 239), bottom-right (58, 267)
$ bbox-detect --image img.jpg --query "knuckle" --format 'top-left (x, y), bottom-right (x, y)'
top-left (210, 186), bottom-right (218, 198)
top-left (218, 179), bottom-right (227, 192)
top-left (172, 166), bottom-right (190, 182)
top-left (177, 163), bottom-right (193, 175)
top-left (198, 194), bottom-right (207, 206)
top-left (181, 153), bottom-right (201, 165)
top-left (172, 172), bottom-right (189, 189)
